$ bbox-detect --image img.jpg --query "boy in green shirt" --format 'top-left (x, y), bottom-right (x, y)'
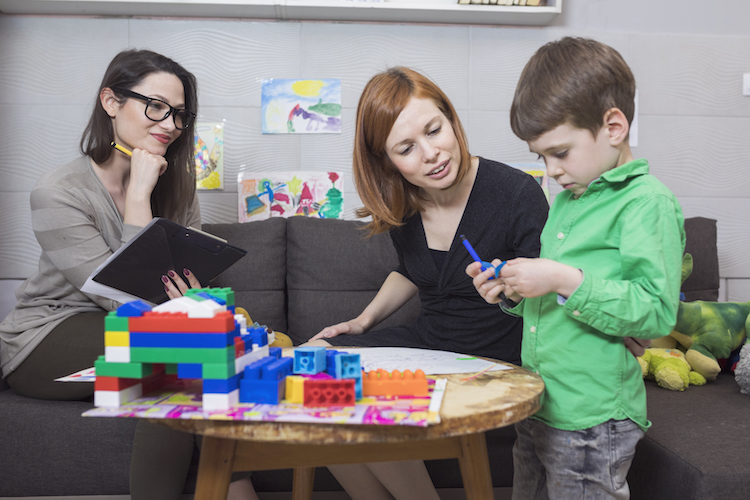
top-left (467, 37), bottom-right (685, 499)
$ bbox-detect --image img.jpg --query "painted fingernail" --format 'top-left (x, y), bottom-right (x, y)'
top-left (165, 285), bottom-right (170, 293)
top-left (183, 268), bottom-right (190, 276)
top-left (168, 270), bottom-right (176, 277)
top-left (161, 275), bottom-right (169, 284)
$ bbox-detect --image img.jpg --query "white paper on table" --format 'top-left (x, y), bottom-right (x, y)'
top-left (341, 347), bottom-right (511, 375)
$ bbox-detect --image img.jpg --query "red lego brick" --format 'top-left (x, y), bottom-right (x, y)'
top-left (362, 369), bottom-right (429, 397)
top-left (303, 379), bottom-right (356, 407)
top-left (234, 336), bottom-right (246, 358)
top-left (95, 376), bottom-right (142, 391)
top-left (129, 310), bottom-right (235, 333)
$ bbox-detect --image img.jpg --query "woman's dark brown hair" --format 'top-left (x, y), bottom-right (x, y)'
top-left (80, 49), bottom-right (198, 220)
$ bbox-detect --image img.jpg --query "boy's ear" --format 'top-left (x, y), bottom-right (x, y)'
top-left (603, 107), bottom-right (630, 146)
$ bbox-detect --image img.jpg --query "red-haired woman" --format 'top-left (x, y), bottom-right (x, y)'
top-left (307, 67), bottom-right (549, 500)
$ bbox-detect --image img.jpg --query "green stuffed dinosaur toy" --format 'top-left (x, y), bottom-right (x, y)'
top-left (651, 254), bottom-right (750, 382)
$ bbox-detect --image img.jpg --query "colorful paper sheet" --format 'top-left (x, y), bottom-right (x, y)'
top-left (82, 377), bottom-right (444, 427)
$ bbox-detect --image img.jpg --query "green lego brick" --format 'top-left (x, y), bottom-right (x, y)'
top-left (165, 363), bottom-right (179, 375)
top-left (95, 355), bottom-right (152, 378)
top-left (129, 346), bottom-right (235, 364)
top-left (105, 312), bottom-right (130, 331)
top-left (202, 362), bottom-right (237, 379)
top-left (186, 287), bottom-right (235, 307)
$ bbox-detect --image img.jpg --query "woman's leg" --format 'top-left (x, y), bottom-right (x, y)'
top-left (130, 420), bottom-right (197, 500)
top-left (328, 464), bottom-right (396, 500)
top-left (6, 312), bottom-right (106, 400)
top-left (367, 460), bottom-right (441, 500)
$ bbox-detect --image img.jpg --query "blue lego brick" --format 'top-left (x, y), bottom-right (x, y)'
top-left (204, 372), bottom-right (242, 394)
top-left (238, 357), bottom-right (293, 404)
top-left (243, 357), bottom-right (277, 380)
top-left (239, 378), bottom-right (284, 404)
top-left (177, 363), bottom-right (203, 379)
top-left (117, 300), bottom-right (152, 317)
top-left (326, 350), bottom-right (340, 376)
top-left (269, 347), bottom-right (282, 359)
top-left (293, 347), bottom-right (327, 375)
top-left (335, 353), bottom-right (361, 379)
top-left (249, 330), bottom-right (267, 347)
top-left (130, 331), bottom-right (235, 348)
top-left (353, 374), bottom-right (362, 400)
top-left (264, 357), bottom-right (293, 381)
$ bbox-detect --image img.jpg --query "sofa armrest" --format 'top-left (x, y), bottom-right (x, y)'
top-left (681, 217), bottom-right (719, 302)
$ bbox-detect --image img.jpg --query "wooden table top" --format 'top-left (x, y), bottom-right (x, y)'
top-left (155, 355), bottom-right (544, 446)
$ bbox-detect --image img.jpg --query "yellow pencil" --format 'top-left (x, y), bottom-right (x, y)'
top-left (110, 141), bottom-right (132, 157)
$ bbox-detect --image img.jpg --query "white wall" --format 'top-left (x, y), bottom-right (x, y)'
top-left (1, 0), bottom-right (749, 301)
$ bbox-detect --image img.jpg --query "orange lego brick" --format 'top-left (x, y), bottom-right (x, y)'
top-left (362, 369), bottom-right (429, 397)
top-left (129, 310), bottom-right (235, 333)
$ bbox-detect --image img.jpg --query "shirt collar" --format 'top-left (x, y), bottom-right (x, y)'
top-left (599, 158), bottom-right (650, 184)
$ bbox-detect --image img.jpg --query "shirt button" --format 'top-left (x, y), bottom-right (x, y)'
top-left (573, 310), bottom-right (581, 316)
top-left (529, 326), bottom-right (537, 333)
top-left (557, 232), bottom-right (564, 239)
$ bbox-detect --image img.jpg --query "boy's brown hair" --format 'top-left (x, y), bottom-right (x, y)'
top-left (353, 67), bottom-right (471, 235)
top-left (510, 37), bottom-right (636, 141)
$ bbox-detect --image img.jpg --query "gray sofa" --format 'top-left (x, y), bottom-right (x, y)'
top-left (0, 215), bottom-right (747, 499)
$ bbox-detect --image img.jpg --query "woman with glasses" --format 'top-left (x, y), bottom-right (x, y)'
top-left (0, 49), bottom-right (256, 500)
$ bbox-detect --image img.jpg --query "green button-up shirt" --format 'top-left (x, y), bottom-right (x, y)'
top-left (513, 158), bottom-right (685, 432)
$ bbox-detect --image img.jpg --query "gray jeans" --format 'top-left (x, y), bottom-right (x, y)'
top-left (511, 417), bottom-right (644, 500)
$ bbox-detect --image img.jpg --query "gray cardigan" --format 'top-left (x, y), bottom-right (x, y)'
top-left (0, 156), bottom-right (201, 377)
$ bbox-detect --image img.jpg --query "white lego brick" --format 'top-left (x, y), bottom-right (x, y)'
top-left (235, 344), bottom-right (270, 374)
top-left (105, 346), bottom-right (130, 363)
top-left (152, 296), bottom-right (226, 317)
top-left (202, 389), bottom-right (239, 411)
top-left (94, 384), bottom-right (143, 407)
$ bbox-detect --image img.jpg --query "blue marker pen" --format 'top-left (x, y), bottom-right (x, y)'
top-left (459, 235), bottom-right (504, 279)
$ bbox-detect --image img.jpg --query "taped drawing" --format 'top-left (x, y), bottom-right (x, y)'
top-left (238, 171), bottom-right (344, 222)
top-left (261, 79), bottom-right (342, 134)
top-left (194, 122), bottom-right (224, 190)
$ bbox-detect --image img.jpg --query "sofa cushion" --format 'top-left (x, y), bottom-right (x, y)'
top-left (285, 217), bottom-right (421, 345)
top-left (0, 389), bottom-right (137, 496)
top-left (682, 217), bottom-right (719, 302)
top-left (202, 218), bottom-right (287, 334)
top-left (628, 374), bottom-right (750, 500)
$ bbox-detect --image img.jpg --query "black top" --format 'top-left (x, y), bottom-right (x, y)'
top-left (329, 158), bottom-right (549, 364)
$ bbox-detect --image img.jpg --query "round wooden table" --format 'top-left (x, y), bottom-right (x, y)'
top-left (154, 357), bottom-right (544, 500)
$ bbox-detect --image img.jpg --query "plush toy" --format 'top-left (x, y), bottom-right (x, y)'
top-left (651, 254), bottom-right (750, 383)
top-left (734, 330), bottom-right (750, 395)
top-left (638, 348), bottom-right (706, 391)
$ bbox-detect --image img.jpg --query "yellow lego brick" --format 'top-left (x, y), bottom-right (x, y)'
top-left (285, 375), bottom-right (305, 404)
top-left (105, 330), bottom-right (130, 347)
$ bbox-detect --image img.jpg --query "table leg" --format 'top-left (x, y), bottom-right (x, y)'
top-left (195, 436), bottom-right (237, 500)
top-left (292, 466), bottom-right (315, 500)
top-left (458, 432), bottom-right (494, 500)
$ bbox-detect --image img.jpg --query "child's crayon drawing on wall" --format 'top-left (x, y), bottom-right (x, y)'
top-left (194, 121), bottom-right (224, 190)
top-left (237, 171), bottom-right (344, 222)
top-left (509, 163), bottom-right (550, 203)
top-left (261, 79), bottom-right (342, 134)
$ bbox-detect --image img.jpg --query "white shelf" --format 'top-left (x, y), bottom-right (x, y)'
top-left (0, 0), bottom-right (562, 26)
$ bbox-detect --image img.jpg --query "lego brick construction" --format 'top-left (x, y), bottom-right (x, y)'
top-left (82, 374), bottom-right (442, 427)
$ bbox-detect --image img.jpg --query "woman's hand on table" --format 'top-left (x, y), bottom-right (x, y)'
top-left (310, 320), bottom-right (366, 341)
top-left (162, 268), bottom-right (201, 300)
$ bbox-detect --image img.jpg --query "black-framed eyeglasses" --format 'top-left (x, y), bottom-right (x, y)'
top-left (112, 87), bottom-right (195, 130)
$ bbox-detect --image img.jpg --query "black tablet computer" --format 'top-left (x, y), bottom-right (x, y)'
top-left (83, 218), bottom-right (247, 305)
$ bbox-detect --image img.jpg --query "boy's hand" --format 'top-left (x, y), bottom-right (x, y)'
top-left (500, 258), bottom-right (583, 298)
top-left (467, 260), bottom-right (512, 304)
